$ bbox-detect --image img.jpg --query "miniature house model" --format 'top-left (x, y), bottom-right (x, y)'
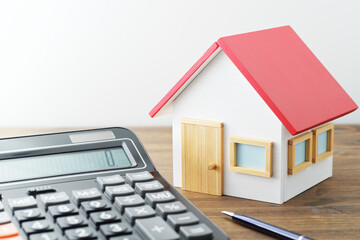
top-left (149, 26), bottom-right (358, 204)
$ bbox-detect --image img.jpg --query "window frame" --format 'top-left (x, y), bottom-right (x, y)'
top-left (312, 123), bottom-right (334, 163)
top-left (229, 136), bottom-right (273, 178)
top-left (288, 132), bottom-right (312, 175)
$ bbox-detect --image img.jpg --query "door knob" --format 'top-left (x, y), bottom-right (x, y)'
top-left (208, 163), bottom-right (217, 170)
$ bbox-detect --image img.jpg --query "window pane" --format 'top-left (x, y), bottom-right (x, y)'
top-left (295, 141), bottom-right (306, 166)
top-left (236, 143), bottom-right (265, 170)
top-left (318, 131), bottom-right (328, 155)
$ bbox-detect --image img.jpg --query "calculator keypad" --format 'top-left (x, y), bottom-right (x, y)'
top-left (1, 171), bottom-right (213, 240)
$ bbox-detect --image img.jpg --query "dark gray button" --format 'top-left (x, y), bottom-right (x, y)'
top-left (134, 216), bottom-right (179, 240)
top-left (156, 201), bottom-right (187, 219)
top-left (114, 195), bottom-right (145, 213)
top-left (97, 175), bottom-right (125, 191)
top-left (57, 215), bottom-right (87, 231)
top-left (145, 191), bottom-right (176, 208)
top-left (72, 188), bottom-right (102, 206)
top-left (90, 210), bottom-right (121, 229)
top-left (105, 184), bottom-right (134, 201)
top-left (15, 208), bottom-right (45, 223)
top-left (124, 205), bottom-right (156, 225)
top-left (8, 196), bottom-right (37, 212)
top-left (179, 223), bottom-right (213, 240)
top-left (0, 201), bottom-right (4, 212)
top-left (81, 199), bottom-right (111, 215)
top-left (22, 219), bottom-right (53, 235)
top-left (135, 180), bottom-right (164, 197)
top-left (39, 192), bottom-right (70, 209)
top-left (48, 204), bottom-right (78, 220)
top-left (100, 222), bottom-right (132, 237)
top-left (125, 171), bottom-right (154, 187)
top-left (167, 212), bottom-right (199, 231)
top-left (110, 235), bottom-right (141, 240)
top-left (0, 211), bottom-right (11, 224)
top-left (30, 232), bottom-right (58, 240)
top-left (65, 227), bottom-right (97, 240)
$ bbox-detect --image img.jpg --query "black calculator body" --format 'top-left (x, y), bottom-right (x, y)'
top-left (0, 127), bottom-right (229, 240)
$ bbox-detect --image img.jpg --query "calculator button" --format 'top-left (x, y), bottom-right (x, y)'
top-left (97, 175), bottom-right (125, 191)
top-left (134, 216), bottom-right (179, 240)
top-left (48, 204), bottom-right (78, 220)
top-left (8, 196), bottom-right (37, 212)
top-left (14, 208), bottom-right (45, 223)
top-left (156, 201), bottom-right (187, 219)
top-left (145, 191), bottom-right (176, 208)
top-left (100, 222), bottom-right (132, 238)
top-left (110, 235), bottom-right (141, 240)
top-left (134, 180), bottom-right (164, 197)
top-left (0, 201), bottom-right (4, 212)
top-left (124, 205), bottom-right (156, 225)
top-left (30, 232), bottom-right (58, 240)
top-left (125, 172), bottom-right (154, 187)
top-left (90, 210), bottom-right (121, 228)
top-left (0, 211), bottom-right (11, 224)
top-left (65, 227), bottom-right (96, 240)
top-left (57, 215), bottom-right (87, 231)
top-left (179, 223), bottom-right (213, 240)
top-left (0, 222), bottom-right (19, 238)
top-left (105, 184), bottom-right (135, 201)
top-left (167, 212), bottom-right (199, 231)
top-left (27, 186), bottom-right (56, 196)
top-left (39, 192), bottom-right (70, 209)
top-left (114, 195), bottom-right (145, 213)
top-left (22, 220), bottom-right (53, 235)
top-left (81, 199), bottom-right (111, 215)
top-left (72, 188), bottom-right (102, 206)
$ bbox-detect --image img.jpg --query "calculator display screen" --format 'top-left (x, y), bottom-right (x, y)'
top-left (0, 147), bottom-right (132, 182)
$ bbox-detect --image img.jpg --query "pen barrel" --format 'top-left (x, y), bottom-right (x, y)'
top-left (233, 214), bottom-right (313, 240)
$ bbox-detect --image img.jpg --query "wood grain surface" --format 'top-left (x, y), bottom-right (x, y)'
top-left (0, 125), bottom-right (359, 240)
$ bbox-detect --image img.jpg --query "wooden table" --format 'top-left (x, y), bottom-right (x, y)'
top-left (1, 125), bottom-right (359, 240)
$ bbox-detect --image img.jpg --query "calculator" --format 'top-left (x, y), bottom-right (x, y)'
top-left (0, 127), bottom-right (229, 240)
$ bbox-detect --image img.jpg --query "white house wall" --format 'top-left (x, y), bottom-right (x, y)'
top-left (281, 125), bottom-right (333, 202)
top-left (172, 51), bottom-right (285, 204)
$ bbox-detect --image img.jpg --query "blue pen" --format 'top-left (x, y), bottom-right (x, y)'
top-left (222, 211), bottom-right (313, 240)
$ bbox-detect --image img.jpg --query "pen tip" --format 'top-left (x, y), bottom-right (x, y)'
top-left (221, 211), bottom-right (234, 217)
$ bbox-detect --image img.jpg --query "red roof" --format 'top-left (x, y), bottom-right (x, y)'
top-left (150, 26), bottom-right (357, 135)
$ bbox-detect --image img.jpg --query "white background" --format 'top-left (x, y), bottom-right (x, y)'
top-left (0, 0), bottom-right (359, 127)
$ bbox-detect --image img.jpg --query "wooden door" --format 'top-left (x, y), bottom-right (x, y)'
top-left (181, 118), bottom-right (223, 195)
